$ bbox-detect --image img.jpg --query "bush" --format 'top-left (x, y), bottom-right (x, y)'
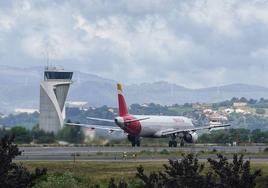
top-left (32, 125), bottom-right (56, 144)
top-left (135, 153), bottom-right (262, 188)
top-left (10, 126), bottom-right (32, 144)
top-left (0, 135), bottom-right (47, 188)
top-left (159, 149), bottom-right (169, 155)
top-left (33, 172), bottom-right (82, 188)
top-left (256, 108), bottom-right (266, 115)
top-left (264, 147), bottom-right (268, 152)
top-left (57, 124), bottom-right (84, 144)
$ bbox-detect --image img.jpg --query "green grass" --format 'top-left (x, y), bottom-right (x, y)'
top-left (21, 160), bottom-right (268, 188)
top-left (22, 161), bottom-right (166, 187)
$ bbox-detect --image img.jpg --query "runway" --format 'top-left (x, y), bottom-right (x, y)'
top-left (16, 145), bottom-right (268, 161)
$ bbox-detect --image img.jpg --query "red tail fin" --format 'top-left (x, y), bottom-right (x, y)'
top-left (117, 83), bottom-right (128, 116)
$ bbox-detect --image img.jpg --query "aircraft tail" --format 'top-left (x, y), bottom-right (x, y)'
top-left (117, 83), bottom-right (128, 116)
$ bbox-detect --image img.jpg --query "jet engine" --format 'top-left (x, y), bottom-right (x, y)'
top-left (183, 131), bottom-right (198, 143)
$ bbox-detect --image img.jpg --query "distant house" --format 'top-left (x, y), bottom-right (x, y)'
top-left (209, 114), bottom-right (228, 122)
top-left (201, 103), bottom-right (213, 109)
top-left (14, 108), bottom-right (39, 114)
top-left (203, 109), bottom-right (213, 114)
top-left (208, 114), bottom-right (228, 130)
top-left (141, 103), bottom-right (149, 107)
top-left (65, 101), bottom-right (89, 110)
top-left (223, 108), bottom-right (235, 114)
top-left (0, 112), bottom-right (6, 118)
top-left (108, 108), bottom-right (114, 113)
top-left (235, 109), bottom-right (244, 113)
top-left (233, 102), bottom-right (251, 114)
top-left (233, 102), bottom-right (247, 108)
top-left (192, 103), bottom-right (201, 109)
top-left (193, 103), bottom-right (212, 110)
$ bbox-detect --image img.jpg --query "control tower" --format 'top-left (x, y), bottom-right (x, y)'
top-left (39, 66), bottom-right (73, 133)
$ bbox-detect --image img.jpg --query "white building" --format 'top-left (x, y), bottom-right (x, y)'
top-left (65, 101), bottom-right (89, 110)
top-left (235, 108), bottom-right (246, 114)
top-left (233, 102), bottom-right (247, 108)
top-left (223, 108), bottom-right (235, 114)
top-left (203, 109), bottom-right (213, 114)
top-left (39, 67), bottom-right (73, 133)
top-left (14, 108), bottom-right (39, 114)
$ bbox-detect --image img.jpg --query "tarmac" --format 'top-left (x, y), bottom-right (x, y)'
top-left (16, 145), bottom-right (268, 161)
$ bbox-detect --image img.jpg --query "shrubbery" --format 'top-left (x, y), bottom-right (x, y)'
top-left (0, 135), bottom-right (47, 188)
top-left (33, 172), bottom-right (83, 188)
top-left (134, 153), bottom-right (262, 188)
top-left (199, 128), bottom-right (268, 143)
top-left (1, 135), bottom-right (266, 188)
top-left (0, 123), bottom-right (85, 144)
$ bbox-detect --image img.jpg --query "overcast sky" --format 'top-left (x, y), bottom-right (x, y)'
top-left (1, 0), bottom-right (268, 88)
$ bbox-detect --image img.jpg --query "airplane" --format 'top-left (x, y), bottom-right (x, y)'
top-left (66, 83), bottom-right (230, 147)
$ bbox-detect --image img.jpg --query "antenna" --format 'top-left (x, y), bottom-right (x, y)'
top-left (77, 74), bottom-right (80, 84)
top-left (46, 50), bottom-right (49, 67)
top-left (42, 44), bottom-right (50, 69)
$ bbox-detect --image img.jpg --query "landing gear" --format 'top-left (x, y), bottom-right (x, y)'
top-left (180, 139), bottom-right (184, 147)
top-left (128, 135), bottom-right (141, 147)
top-left (168, 140), bottom-right (177, 147)
top-left (168, 134), bottom-right (177, 147)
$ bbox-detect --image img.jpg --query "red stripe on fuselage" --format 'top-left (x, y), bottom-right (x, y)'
top-left (122, 115), bottom-right (141, 135)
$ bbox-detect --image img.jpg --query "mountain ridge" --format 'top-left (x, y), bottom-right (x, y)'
top-left (0, 65), bottom-right (268, 112)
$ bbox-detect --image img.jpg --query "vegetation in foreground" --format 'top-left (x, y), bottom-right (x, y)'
top-left (23, 155), bottom-right (268, 188)
top-left (2, 134), bottom-right (268, 187)
top-left (0, 135), bottom-right (47, 188)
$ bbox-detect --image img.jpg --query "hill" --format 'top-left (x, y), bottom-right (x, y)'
top-left (1, 66), bottom-right (268, 112)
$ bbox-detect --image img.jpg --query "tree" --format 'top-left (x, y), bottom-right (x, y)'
top-left (248, 99), bottom-right (257, 105)
top-left (256, 108), bottom-right (265, 115)
top-left (231, 97), bottom-right (239, 103)
top-left (239, 97), bottom-right (248, 103)
top-left (208, 154), bottom-right (261, 188)
top-left (136, 153), bottom-right (214, 188)
top-left (0, 135), bottom-right (47, 188)
top-left (135, 153), bottom-right (262, 188)
top-left (108, 178), bottom-right (128, 188)
top-left (31, 125), bottom-right (55, 144)
top-left (57, 121), bottom-right (84, 143)
top-left (10, 126), bottom-right (32, 144)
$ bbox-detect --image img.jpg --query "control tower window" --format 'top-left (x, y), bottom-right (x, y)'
top-left (45, 72), bottom-right (73, 80)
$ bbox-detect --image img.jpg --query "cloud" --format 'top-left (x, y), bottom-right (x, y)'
top-left (182, 0), bottom-right (240, 37)
top-left (1, 0), bottom-right (268, 88)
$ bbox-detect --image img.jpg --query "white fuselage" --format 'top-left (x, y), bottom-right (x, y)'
top-left (133, 115), bottom-right (194, 138)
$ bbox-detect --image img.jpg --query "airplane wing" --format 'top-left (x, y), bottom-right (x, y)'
top-left (158, 124), bottom-right (231, 136)
top-left (65, 123), bottom-right (122, 132)
top-left (87, 116), bottom-right (150, 123)
top-left (87, 117), bottom-right (114, 122)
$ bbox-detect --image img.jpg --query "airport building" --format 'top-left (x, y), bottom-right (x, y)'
top-left (65, 101), bottom-right (89, 111)
top-left (39, 67), bottom-right (73, 133)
